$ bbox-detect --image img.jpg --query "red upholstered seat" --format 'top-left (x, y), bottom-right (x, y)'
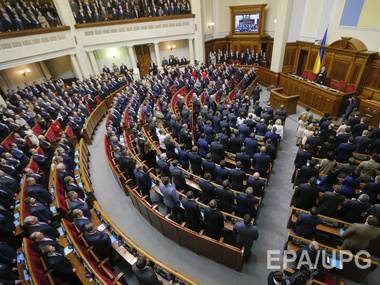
top-left (65, 125), bottom-right (74, 138)
top-left (105, 114), bottom-right (110, 127)
top-left (323, 78), bottom-right (331, 86)
top-left (2, 134), bottom-right (14, 149)
top-left (24, 239), bottom-right (51, 285)
top-left (309, 73), bottom-right (316, 81)
top-left (301, 71), bottom-right (308, 79)
top-left (95, 95), bottom-right (101, 103)
top-left (336, 81), bottom-right (345, 91)
top-left (346, 84), bottom-right (355, 92)
top-left (32, 124), bottom-right (42, 136)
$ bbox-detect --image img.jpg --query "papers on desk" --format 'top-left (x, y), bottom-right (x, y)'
top-left (20, 178), bottom-right (23, 184)
top-left (23, 269), bottom-right (30, 281)
top-left (58, 227), bottom-right (64, 236)
top-left (17, 253), bottom-right (25, 264)
top-left (75, 174), bottom-right (80, 179)
top-left (74, 166), bottom-right (79, 171)
top-left (151, 181), bottom-right (156, 188)
top-left (74, 158), bottom-right (79, 163)
top-left (50, 206), bottom-right (57, 213)
top-left (14, 220), bottom-right (20, 227)
top-left (327, 256), bottom-right (343, 269)
top-left (14, 212), bottom-right (20, 219)
top-left (64, 246), bottom-right (73, 255)
top-left (79, 182), bottom-right (83, 188)
top-left (75, 151), bottom-right (79, 155)
top-left (110, 235), bottom-right (117, 244)
top-left (97, 224), bottom-right (106, 231)
top-left (340, 228), bottom-right (345, 235)
top-left (15, 200), bottom-right (20, 207)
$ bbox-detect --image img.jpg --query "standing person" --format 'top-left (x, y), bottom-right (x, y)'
top-left (159, 176), bottom-right (181, 222)
top-left (296, 115), bottom-right (309, 146)
top-left (316, 67), bottom-right (327, 84)
top-left (233, 214), bottom-right (258, 260)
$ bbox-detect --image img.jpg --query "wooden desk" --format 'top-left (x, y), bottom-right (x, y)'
top-left (270, 87), bottom-right (300, 115)
top-left (279, 73), bottom-right (356, 120)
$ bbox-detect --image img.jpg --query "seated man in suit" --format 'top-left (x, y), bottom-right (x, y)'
top-left (67, 191), bottom-right (91, 219)
top-left (342, 215), bottom-right (380, 253)
top-left (30, 231), bottom-right (63, 255)
top-left (295, 159), bottom-right (319, 186)
top-left (294, 241), bottom-right (320, 271)
top-left (84, 222), bottom-right (117, 261)
top-left (132, 255), bottom-right (163, 285)
top-left (24, 215), bottom-right (59, 239)
top-left (236, 187), bottom-right (259, 218)
top-left (0, 170), bottom-right (20, 195)
top-left (24, 197), bottom-right (53, 225)
top-left (295, 207), bottom-right (321, 239)
top-left (181, 191), bottom-right (202, 231)
top-left (64, 176), bottom-right (85, 199)
top-left (340, 194), bottom-right (371, 223)
top-left (229, 161), bottom-right (247, 191)
top-left (204, 199), bottom-right (224, 239)
top-left (25, 177), bottom-right (52, 205)
top-left (252, 146), bottom-right (271, 178)
top-left (336, 136), bottom-right (357, 163)
top-left (73, 209), bottom-right (91, 232)
top-left (41, 245), bottom-right (82, 285)
top-left (318, 185), bottom-right (345, 218)
top-left (233, 214), bottom-right (258, 260)
top-left (246, 172), bottom-right (265, 197)
top-left (292, 177), bottom-right (320, 210)
top-left (56, 163), bottom-right (74, 186)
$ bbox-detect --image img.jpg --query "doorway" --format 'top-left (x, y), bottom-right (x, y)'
top-left (297, 50), bottom-right (308, 76)
top-left (134, 44), bottom-right (152, 77)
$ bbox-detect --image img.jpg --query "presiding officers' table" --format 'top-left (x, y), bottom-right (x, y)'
top-left (279, 73), bottom-right (357, 120)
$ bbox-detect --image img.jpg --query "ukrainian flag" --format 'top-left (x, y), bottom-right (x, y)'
top-left (313, 28), bottom-right (328, 75)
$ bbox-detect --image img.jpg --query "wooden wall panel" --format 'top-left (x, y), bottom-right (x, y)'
top-left (306, 52), bottom-right (317, 71)
top-left (364, 66), bottom-right (380, 88)
top-left (348, 64), bottom-right (361, 84)
top-left (330, 59), bottom-right (350, 81)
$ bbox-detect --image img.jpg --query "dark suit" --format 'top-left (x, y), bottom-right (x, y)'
top-left (354, 136), bottom-right (370, 153)
top-left (210, 142), bottom-right (225, 164)
top-left (85, 230), bottom-right (114, 259)
top-left (158, 159), bottom-right (171, 179)
top-left (292, 183), bottom-right (320, 210)
top-left (233, 221), bottom-right (258, 259)
top-left (66, 183), bottom-right (85, 199)
top-left (341, 200), bottom-right (371, 223)
top-left (296, 165), bottom-right (319, 185)
top-left (26, 184), bottom-right (52, 205)
top-left (181, 197), bottom-right (202, 231)
top-left (318, 192), bottom-right (345, 217)
top-left (68, 199), bottom-right (91, 219)
top-left (164, 139), bottom-right (177, 160)
top-left (132, 263), bottom-right (163, 285)
top-left (295, 213), bottom-right (321, 239)
top-left (336, 142), bottom-right (357, 163)
top-left (230, 136), bottom-right (242, 154)
top-left (28, 203), bottom-right (53, 224)
top-left (252, 153), bottom-right (270, 177)
top-left (236, 152), bottom-right (252, 173)
top-left (352, 123), bottom-right (368, 137)
top-left (229, 168), bottom-right (247, 190)
top-left (28, 222), bottom-right (59, 238)
top-left (39, 140), bottom-right (54, 159)
top-left (188, 152), bottom-right (203, 175)
top-left (246, 177), bottom-right (265, 197)
top-left (170, 165), bottom-right (186, 190)
top-left (204, 207), bottom-right (224, 239)
top-left (33, 235), bottom-right (61, 255)
top-left (236, 194), bottom-right (259, 218)
top-left (45, 253), bottom-right (80, 284)
top-left (0, 175), bottom-right (20, 195)
top-left (216, 186), bottom-right (234, 213)
top-left (199, 179), bottom-right (216, 205)
top-left (134, 169), bottom-right (152, 198)
top-left (74, 216), bottom-right (91, 232)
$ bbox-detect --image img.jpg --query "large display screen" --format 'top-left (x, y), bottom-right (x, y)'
top-left (235, 14), bottom-right (260, 33)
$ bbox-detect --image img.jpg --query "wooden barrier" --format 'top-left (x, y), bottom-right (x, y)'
top-left (269, 87), bottom-right (300, 116)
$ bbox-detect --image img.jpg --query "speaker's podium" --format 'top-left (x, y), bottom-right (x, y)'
top-left (270, 87), bottom-right (300, 115)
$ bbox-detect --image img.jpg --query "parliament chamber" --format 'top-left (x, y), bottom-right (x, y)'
top-left (1, 1), bottom-right (380, 285)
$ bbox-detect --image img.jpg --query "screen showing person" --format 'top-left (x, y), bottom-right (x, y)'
top-left (235, 14), bottom-right (260, 33)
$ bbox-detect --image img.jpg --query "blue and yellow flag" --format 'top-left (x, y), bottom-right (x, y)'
top-left (313, 28), bottom-right (328, 74)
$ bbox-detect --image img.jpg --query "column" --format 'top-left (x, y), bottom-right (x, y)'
top-left (188, 38), bottom-right (195, 64)
top-left (88, 51), bottom-right (101, 75)
top-left (192, 0), bottom-right (205, 63)
top-left (70, 54), bottom-right (83, 79)
top-left (153, 42), bottom-right (161, 69)
top-left (37, 62), bottom-right (52, 79)
top-left (270, 0), bottom-right (293, 73)
top-left (52, 0), bottom-right (76, 26)
top-left (128, 45), bottom-right (139, 76)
